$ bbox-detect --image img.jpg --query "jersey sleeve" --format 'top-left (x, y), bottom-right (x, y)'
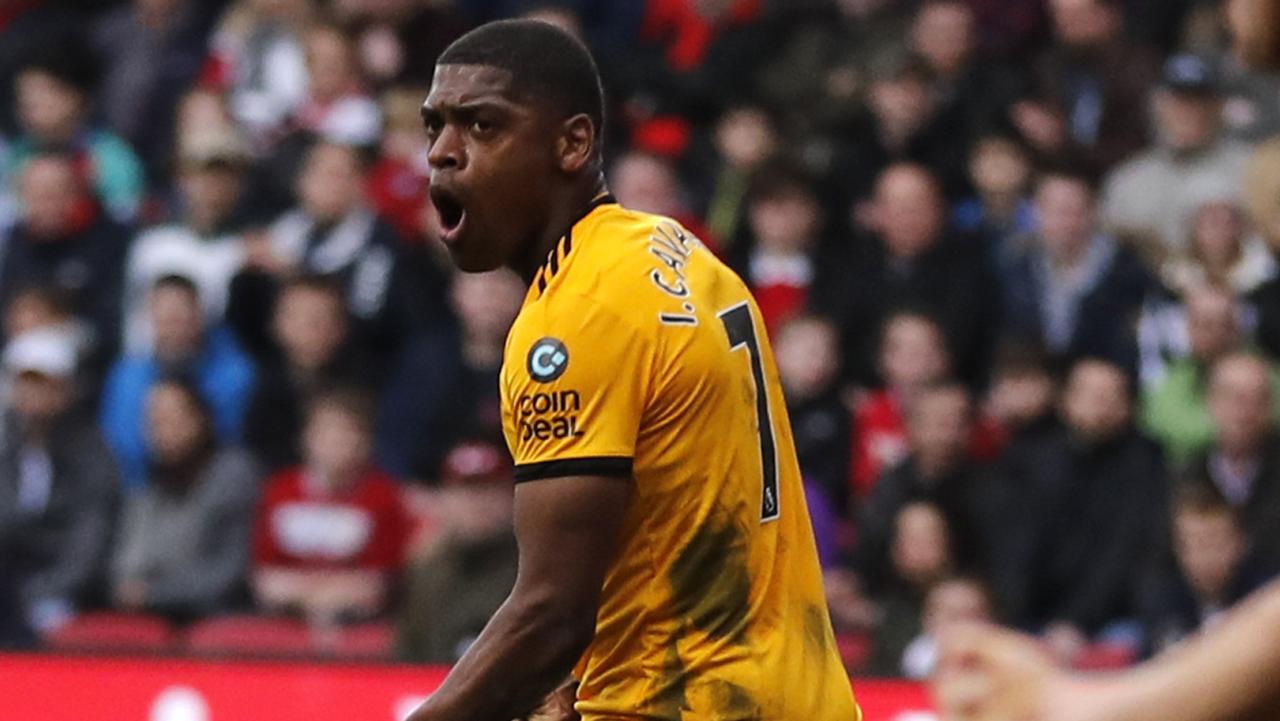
top-left (502, 294), bottom-right (653, 483)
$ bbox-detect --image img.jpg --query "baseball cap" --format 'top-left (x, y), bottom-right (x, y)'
top-left (4, 328), bottom-right (77, 379)
top-left (1163, 54), bottom-right (1218, 94)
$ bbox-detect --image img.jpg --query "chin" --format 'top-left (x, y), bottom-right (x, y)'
top-left (448, 245), bottom-right (504, 274)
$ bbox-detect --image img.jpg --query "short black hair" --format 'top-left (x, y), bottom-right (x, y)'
top-left (437, 19), bottom-right (605, 143)
top-left (152, 274), bottom-right (200, 298)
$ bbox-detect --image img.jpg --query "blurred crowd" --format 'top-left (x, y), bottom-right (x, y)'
top-left (1, 0), bottom-right (1280, 677)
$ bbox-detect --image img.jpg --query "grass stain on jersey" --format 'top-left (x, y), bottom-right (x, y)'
top-left (668, 512), bottom-right (752, 644)
top-left (709, 680), bottom-right (762, 721)
top-left (651, 642), bottom-right (689, 720)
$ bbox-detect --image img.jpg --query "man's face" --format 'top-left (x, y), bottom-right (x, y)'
top-left (299, 144), bottom-right (365, 222)
top-left (1175, 508), bottom-right (1245, 602)
top-left (273, 287), bottom-right (347, 370)
top-left (1035, 177), bottom-right (1096, 260)
top-left (913, 2), bottom-right (974, 75)
top-left (1208, 357), bottom-right (1273, 451)
top-left (423, 65), bottom-right (562, 273)
top-left (9, 371), bottom-right (70, 425)
top-left (19, 157), bottom-right (80, 240)
top-left (304, 406), bottom-right (372, 483)
top-left (908, 388), bottom-right (972, 472)
top-left (1051, 0), bottom-right (1119, 47)
top-left (1186, 289), bottom-right (1239, 363)
top-left (450, 270), bottom-right (524, 346)
top-left (873, 166), bottom-right (944, 259)
top-left (749, 191), bottom-right (819, 253)
top-left (611, 153), bottom-right (681, 217)
top-left (1156, 90), bottom-right (1221, 151)
top-left (1062, 361), bottom-right (1131, 442)
top-left (180, 165), bottom-right (243, 230)
top-left (150, 286), bottom-right (204, 360)
top-left (16, 70), bottom-right (82, 141)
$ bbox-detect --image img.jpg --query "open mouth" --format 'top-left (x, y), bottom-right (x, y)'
top-left (430, 187), bottom-right (466, 237)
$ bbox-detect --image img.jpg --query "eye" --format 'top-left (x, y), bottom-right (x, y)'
top-left (470, 119), bottom-right (495, 136)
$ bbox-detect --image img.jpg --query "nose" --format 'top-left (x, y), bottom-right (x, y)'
top-left (428, 125), bottom-right (463, 171)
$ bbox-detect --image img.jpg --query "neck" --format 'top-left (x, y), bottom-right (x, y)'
top-left (1220, 442), bottom-right (1263, 465)
top-left (1049, 238), bottom-right (1092, 270)
top-left (513, 174), bottom-right (607, 283)
top-left (983, 190), bottom-right (1021, 220)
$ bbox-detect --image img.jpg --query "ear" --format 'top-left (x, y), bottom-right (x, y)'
top-left (557, 113), bottom-right (596, 174)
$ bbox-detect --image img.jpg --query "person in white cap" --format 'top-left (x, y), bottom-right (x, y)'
top-left (0, 328), bottom-right (118, 636)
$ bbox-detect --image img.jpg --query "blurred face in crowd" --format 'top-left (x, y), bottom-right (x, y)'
top-left (971, 137), bottom-right (1030, 199)
top-left (1208, 354), bottom-right (1274, 454)
top-left (273, 284), bottom-right (348, 372)
top-left (1186, 286), bottom-right (1240, 364)
top-left (986, 365), bottom-right (1056, 430)
top-left (880, 314), bottom-right (950, 392)
top-left (924, 578), bottom-right (994, 636)
top-left (1227, 0), bottom-right (1280, 70)
top-left (1035, 175), bottom-right (1097, 265)
top-left (869, 73), bottom-right (933, 144)
top-left (1155, 90), bottom-right (1222, 152)
top-left (9, 371), bottom-right (71, 428)
top-left (147, 382), bottom-right (210, 467)
top-left (1062, 360), bottom-right (1131, 443)
top-left (715, 107), bottom-right (775, 172)
top-left (304, 404), bottom-right (373, 486)
top-left (873, 165), bottom-right (945, 260)
top-left (19, 157), bottom-right (80, 240)
top-left (16, 70), bottom-right (83, 143)
top-left (1051, 0), bottom-right (1120, 47)
top-left (307, 26), bottom-right (359, 103)
top-left (749, 187), bottom-right (820, 254)
top-left (176, 89), bottom-right (234, 140)
top-left (610, 152), bottom-right (683, 218)
top-left (150, 283), bottom-right (204, 362)
top-left (892, 502), bottom-right (952, 588)
top-left (451, 270), bottom-right (525, 348)
top-left (299, 143), bottom-right (365, 221)
top-left (180, 164), bottom-right (244, 234)
top-left (1191, 202), bottom-right (1246, 270)
top-left (4, 290), bottom-right (64, 340)
top-left (913, 2), bottom-right (975, 77)
top-left (776, 317), bottom-right (840, 401)
top-left (908, 385), bottom-right (972, 478)
top-left (1175, 505), bottom-right (1246, 603)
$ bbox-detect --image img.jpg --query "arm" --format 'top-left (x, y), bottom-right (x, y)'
top-left (936, 579), bottom-right (1280, 721)
top-left (407, 475), bottom-right (631, 721)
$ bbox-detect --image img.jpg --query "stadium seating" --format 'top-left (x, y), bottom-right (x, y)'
top-left (185, 616), bottom-right (314, 658)
top-left (45, 613), bottom-right (177, 654)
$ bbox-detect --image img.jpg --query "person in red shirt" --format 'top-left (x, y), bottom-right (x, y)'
top-left (253, 386), bottom-right (408, 623)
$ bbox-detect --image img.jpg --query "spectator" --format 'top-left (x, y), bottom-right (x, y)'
top-left (776, 314), bottom-right (851, 515)
top-left (1161, 198), bottom-right (1276, 296)
top-left (1141, 286), bottom-right (1280, 464)
top-left (2, 288), bottom-right (93, 373)
top-left (734, 167), bottom-right (825, 335)
top-left (101, 275), bottom-right (256, 488)
top-left (999, 358), bottom-right (1167, 652)
top-left (0, 328), bottom-right (118, 635)
top-left (111, 378), bottom-right (259, 621)
top-left (1000, 167), bottom-right (1152, 369)
top-left (822, 163), bottom-right (997, 388)
top-left (609, 149), bottom-right (714, 249)
top-left (850, 310), bottom-right (953, 499)
top-left (8, 47), bottom-right (146, 222)
top-left (203, 0), bottom-right (311, 148)
top-left (852, 384), bottom-right (1010, 598)
top-left (229, 141), bottom-right (425, 364)
top-left (1019, 0), bottom-right (1160, 168)
top-left (366, 86), bottom-right (432, 245)
top-left (953, 134), bottom-right (1038, 274)
top-left (244, 274), bottom-right (368, 473)
top-left (983, 339), bottom-right (1060, 449)
top-left (253, 387), bottom-right (409, 623)
top-left (378, 270), bottom-right (524, 479)
top-left (293, 23), bottom-right (382, 147)
top-left (397, 440), bottom-right (518, 663)
top-left (89, 0), bottom-right (220, 187)
top-left (1142, 480), bottom-right (1277, 655)
top-left (121, 129), bottom-right (253, 354)
top-left (900, 576), bottom-right (998, 679)
top-left (1187, 352), bottom-right (1280, 562)
top-left (0, 154), bottom-right (130, 374)
top-left (865, 501), bottom-right (957, 677)
top-left (1101, 54), bottom-right (1254, 258)
top-left (702, 105), bottom-right (775, 245)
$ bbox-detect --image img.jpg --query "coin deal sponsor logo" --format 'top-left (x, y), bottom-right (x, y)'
top-left (527, 337), bottom-right (569, 383)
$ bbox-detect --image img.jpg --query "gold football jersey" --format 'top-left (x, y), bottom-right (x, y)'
top-left (500, 195), bottom-right (861, 721)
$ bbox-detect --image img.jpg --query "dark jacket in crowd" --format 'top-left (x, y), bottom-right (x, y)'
top-left (1187, 436), bottom-right (1280, 565)
top-left (788, 392), bottom-right (853, 515)
top-left (998, 426), bottom-right (1168, 632)
top-left (1139, 549), bottom-right (1276, 656)
top-left (0, 413), bottom-right (119, 617)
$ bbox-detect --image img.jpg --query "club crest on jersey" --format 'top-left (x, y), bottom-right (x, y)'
top-left (527, 337), bottom-right (569, 383)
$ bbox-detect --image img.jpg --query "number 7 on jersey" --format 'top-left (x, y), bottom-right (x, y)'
top-left (719, 302), bottom-right (780, 522)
